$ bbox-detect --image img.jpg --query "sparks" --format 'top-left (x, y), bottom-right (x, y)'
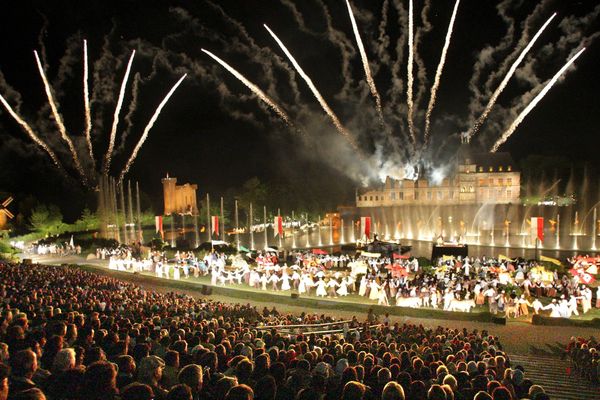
top-left (201, 49), bottom-right (294, 127)
top-left (0, 93), bottom-right (63, 170)
top-left (83, 40), bottom-right (95, 171)
top-left (264, 24), bottom-right (361, 153)
top-left (119, 74), bottom-right (187, 182)
top-left (470, 13), bottom-right (557, 141)
top-left (406, 0), bottom-right (416, 144)
top-left (346, 0), bottom-right (384, 126)
top-left (424, 0), bottom-right (460, 145)
top-left (34, 50), bottom-right (87, 183)
top-left (104, 50), bottom-right (136, 175)
top-left (491, 47), bottom-right (585, 152)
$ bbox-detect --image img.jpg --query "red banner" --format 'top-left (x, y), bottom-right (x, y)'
top-left (211, 216), bottom-right (219, 235)
top-left (361, 217), bottom-right (372, 239)
top-left (155, 216), bottom-right (164, 239)
top-left (531, 217), bottom-right (544, 243)
top-left (274, 216), bottom-right (283, 237)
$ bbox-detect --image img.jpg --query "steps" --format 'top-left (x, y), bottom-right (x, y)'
top-left (509, 354), bottom-right (599, 400)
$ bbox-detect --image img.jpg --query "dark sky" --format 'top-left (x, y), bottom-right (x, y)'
top-left (0, 0), bottom-right (598, 220)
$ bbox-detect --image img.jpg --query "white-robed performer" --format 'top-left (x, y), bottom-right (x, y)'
top-left (315, 278), bottom-right (327, 297)
top-left (543, 299), bottom-right (561, 317)
top-left (269, 273), bottom-right (280, 291)
top-left (378, 282), bottom-right (389, 306)
top-left (291, 270), bottom-right (301, 290)
top-left (327, 278), bottom-right (339, 297)
top-left (260, 273), bottom-right (268, 291)
top-left (337, 277), bottom-right (349, 297)
top-left (369, 279), bottom-right (380, 301)
top-left (581, 286), bottom-right (592, 313)
top-left (156, 262), bottom-right (163, 279)
top-left (173, 265), bottom-right (180, 280)
top-left (358, 276), bottom-right (368, 297)
top-left (280, 272), bottom-right (291, 291)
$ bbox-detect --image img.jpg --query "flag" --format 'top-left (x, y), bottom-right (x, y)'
top-left (274, 216), bottom-right (283, 237)
top-left (360, 217), bottom-right (372, 239)
top-left (155, 216), bottom-right (164, 239)
top-left (211, 216), bottom-right (219, 235)
top-left (540, 255), bottom-right (562, 266)
top-left (498, 254), bottom-right (514, 262)
top-left (531, 217), bottom-right (544, 243)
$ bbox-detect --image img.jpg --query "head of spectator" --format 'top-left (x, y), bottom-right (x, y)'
top-left (382, 381), bottom-right (405, 400)
top-left (226, 384), bottom-right (254, 400)
top-left (178, 364), bottom-right (203, 396)
top-left (81, 361), bottom-right (118, 400)
top-left (167, 384), bottom-right (193, 400)
top-left (342, 381), bottom-right (366, 400)
top-left (121, 382), bottom-right (154, 400)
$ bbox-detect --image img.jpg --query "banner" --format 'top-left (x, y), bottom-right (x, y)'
top-left (274, 216), bottom-right (283, 237)
top-left (540, 255), bottom-right (562, 266)
top-left (531, 217), bottom-right (544, 243)
top-left (155, 216), bottom-right (164, 239)
top-left (211, 216), bottom-right (219, 235)
top-left (360, 217), bottom-right (372, 239)
top-left (498, 254), bottom-right (514, 262)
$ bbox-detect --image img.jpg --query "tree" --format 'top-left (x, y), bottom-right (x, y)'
top-left (29, 204), bottom-right (66, 236)
top-left (236, 177), bottom-right (267, 212)
top-left (75, 208), bottom-right (99, 231)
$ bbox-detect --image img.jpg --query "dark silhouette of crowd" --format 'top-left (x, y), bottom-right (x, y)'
top-left (0, 262), bottom-right (549, 400)
top-left (566, 337), bottom-right (599, 384)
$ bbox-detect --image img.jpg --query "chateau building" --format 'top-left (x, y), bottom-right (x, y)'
top-left (356, 150), bottom-right (521, 207)
top-left (162, 174), bottom-right (198, 215)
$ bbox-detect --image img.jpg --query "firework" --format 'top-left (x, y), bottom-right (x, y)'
top-left (264, 24), bottom-right (361, 153)
top-left (0, 93), bottom-right (63, 170)
top-left (491, 47), bottom-right (585, 152)
top-left (406, 0), bottom-right (416, 144)
top-left (83, 40), bottom-right (95, 170)
top-left (119, 74), bottom-right (187, 182)
top-left (423, 0), bottom-right (460, 145)
top-left (201, 49), bottom-right (294, 127)
top-left (345, 0), bottom-right (384, 125)
top-left (469, 13), bottom-right (557, 140)
top-left (103, 50), bottom-right (136, 175)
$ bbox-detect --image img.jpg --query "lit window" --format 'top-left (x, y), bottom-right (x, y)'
top-left (507, 190), bottom-right (512, 197)
top-left (478, 166), bottom-right (483, 172)
top-left (391, 192), bottom-right (396, 200)
top-left (499, 166), bottom-right (503, 172)
top-left (469, 186), bottom-right (474, 193)
top-left (507, 178), bottom-right (512, 186)
top-left (499, 178), bottom-right (504, 186)
top-left (507, 165), bottom-right (512, 171)
top-left (489, 166), bottom-right (493, 172)
top-left (399, 192), bottom-right (404, 200)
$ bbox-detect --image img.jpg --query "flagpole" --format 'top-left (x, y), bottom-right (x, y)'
top-left (206, 193), bottom-right (211, 243)
top-left (278, 208), bottom-right (282, 249)
top-left (263, 206), bottom-right (268, 250)
top-left (220, 197), bottom-right (225, 242)
top-left (235, 200), bottom-right (240, 251)
top-left (250, 203), bottom-right (255, 250)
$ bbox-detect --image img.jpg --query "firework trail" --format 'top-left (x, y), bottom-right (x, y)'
top-left (83, 39), bottom-right (95, 170)
top-left (0, 93), bottom-right (63, 170)
top-left (345, 0), bottom-right (384, 126)
top-left (34, 50), bottom-right (87, 182)
top-left (202, 49), bottom-right (294, 127)
top-left (103, 50), bottom-right (135, 175)
top-left (264, 24), bottom-right (361, 153)
top-left (423, 0), bottom-right (460, 145)
top-left (119, 74), bottom-right (186, 182)
top-left (491, 47), bottom-right (585, 152)
top-left (406, 0), bottom-right (416, 144)
top-left (469, 13), bottom-right (557, 141)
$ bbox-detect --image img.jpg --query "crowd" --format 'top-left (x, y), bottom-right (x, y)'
top-left (566, 336), bottom-right (600, 384)
top-left (0, 260), bottom-right (550, 400)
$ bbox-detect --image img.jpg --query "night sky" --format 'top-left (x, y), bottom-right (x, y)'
top-left (0, 0), bottom-right (599, 220)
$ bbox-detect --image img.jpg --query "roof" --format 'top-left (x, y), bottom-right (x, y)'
top-left (458, 145), bottom-right (518, 172)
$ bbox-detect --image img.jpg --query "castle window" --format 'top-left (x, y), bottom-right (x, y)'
top-left (498, 178), bottom-right (504, 186)
top-left (391, 192), bottom-right (396, 200)
top-left (427, 192), bottom-right (432, 200)
top-left (370, 196), bottom-right (373, 201)
top-left (469, 186), bottom-right (474, 193)
top-left (507, 190), bottom-right (512, 198)
top-left (461, 186), bottom-right (466, 193)
top-left (415, 192), bottom-right (419, 200)
top-left (437, 192), bottom-right (443, 200)
top-left (399, 192), bottom-right (404, 200)
top-left (489, 166), bottom-right (493, 172)
top-left (478, 166), bottom-right (483, 172)
top-left (499, 166), bottom-right (503, 172)
top-left (375, 196), bottom-right (379, 201)
top-left (507, 178), bottom-right (512, 186)
top-left (449, 191), bottom-right (454, 199)
top-left (507, 165), bottom-right (512, 171)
